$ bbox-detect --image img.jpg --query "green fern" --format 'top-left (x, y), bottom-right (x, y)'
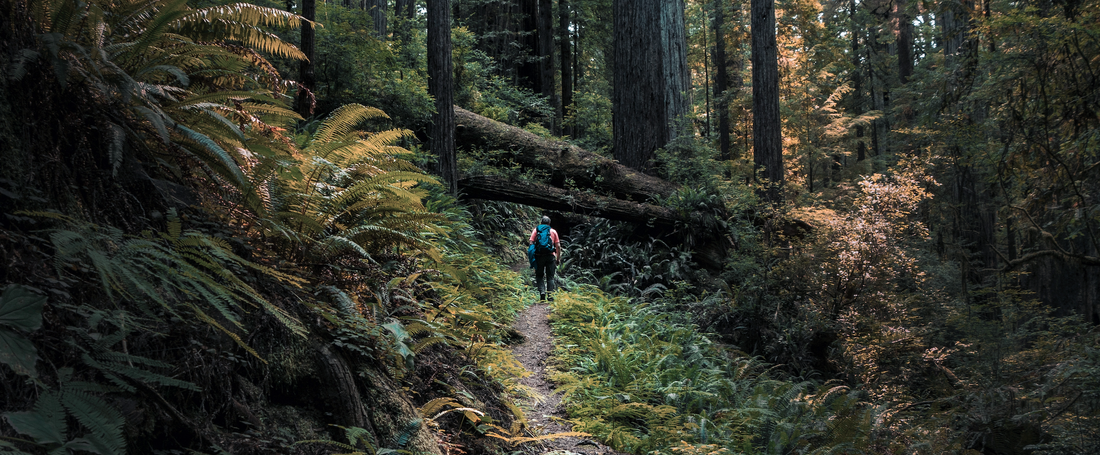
top-left (267, 104), bottom-right (443, 263)
top-left (0, 285), bottom-right (46, 378)
top-left (2, 376), bottom-right (127, 455)
top-left (30, 211), bottom-right (307, 360)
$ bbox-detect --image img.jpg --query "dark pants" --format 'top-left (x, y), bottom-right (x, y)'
top-left (534, 254), bottom-right (556, 294)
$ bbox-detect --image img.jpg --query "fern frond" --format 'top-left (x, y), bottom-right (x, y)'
top-left (418, 398), bottom-right (462, 419)
top-left (59, 389), bottom-right (125, 454)
top-left (172, 122), bottom-right (247, 186)
top-left (308, 104), bottom-right (388, 146)
top-left (391, 418), bottom-right (422, 449)
top-left (3, 391), bottom-right (67, 445)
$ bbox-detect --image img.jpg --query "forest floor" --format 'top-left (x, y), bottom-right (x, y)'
top-left (510, 298), bottom-right (626, 455)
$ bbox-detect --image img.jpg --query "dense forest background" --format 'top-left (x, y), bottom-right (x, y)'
top-left (1, 0), bottom-right (1098, 454)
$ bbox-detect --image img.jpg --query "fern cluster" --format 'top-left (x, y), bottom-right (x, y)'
top-left (547, 287), bottom-right (879, 454)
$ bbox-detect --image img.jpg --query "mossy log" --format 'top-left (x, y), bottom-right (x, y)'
top-left (454, 106), bottom-right (678, 201)
top-left (458, 174), bottom-right (684, 228)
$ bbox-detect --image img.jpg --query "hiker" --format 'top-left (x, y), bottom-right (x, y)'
top-left (528, 216), bottom-right (561, 301)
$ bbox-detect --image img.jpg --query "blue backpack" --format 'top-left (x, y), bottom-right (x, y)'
top-left (533, 224), bottom-right (555, 255)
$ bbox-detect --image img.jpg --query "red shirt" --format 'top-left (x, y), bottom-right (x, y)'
top-left (529, 226), bottom-right (561, 259)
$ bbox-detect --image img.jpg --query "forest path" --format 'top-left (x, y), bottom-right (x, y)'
top-left (510, 298), bottom-right (625, 455)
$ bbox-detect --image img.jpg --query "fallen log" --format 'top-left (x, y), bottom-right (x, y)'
top-left (458, 174), bottom-right (682, 227)
top-left (454, 106), bottom-right (678, 202)
top-left (459, 174), bottom-right (731, 270)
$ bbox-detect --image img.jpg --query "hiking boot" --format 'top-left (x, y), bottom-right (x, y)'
top-left (540, 293), bottom-right (546, 301)
top-left (547, 295), bottom-right (555, 302)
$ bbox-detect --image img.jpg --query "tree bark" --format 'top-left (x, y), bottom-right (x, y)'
top-left (613, 0), bottom-right (665, 171)
top-left (316, 346), bottom-right (375, 439)
top-left (661, 0), bottom-right (691, 140)
top-left (702, 6), bottom-right (711, 139)
top-left (751, 0), bottom-right (783, 202)
top-left (458, 175), bottom-right (681, 226)
top-left (539, 0), bottom-right (557, 132)
top-left (296, 0), bottom-right (316, 118)
top-left (850, 0), bottom-right (866, 163)
top-left (612, 0), bottom-right (690, 172)
top-left (892, 0), bottom-right (913, 83)
top-left (454, 106), bottom-right (679, 201)
top-left (518, 0), bottom-right (541, 92)
top-left (559, 0), bottom-right (574, 137)
top-left (713, 0), bottom-right (731, 161)
top-left (428, 0), bottom-right (457, 194)
top-left (370, 0), bottom-right (388, 39)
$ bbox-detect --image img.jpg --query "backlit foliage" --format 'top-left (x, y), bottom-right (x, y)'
top-left (268, 103), bottom-right (443, 262)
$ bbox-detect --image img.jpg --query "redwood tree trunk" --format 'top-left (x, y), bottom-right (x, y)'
top-left (369, 0), bottom-right (388, 39)
top-left (612, 0), bottom-right (689, 172)
top-left (539, 0), bottom-right (557, 132)
top-left (751, 0), bottom-right (783, 202)
top-left (661, 0), bottom-right (690, 141)
top-left (560, 0), bottom-right (574, 137)
top-left (892, 0), bottom-right (913, 83)
top-left (428, 0), bottom-right (457, 194)
top-left (518, 0), bottom-right (541, 92)
top-left (297, 0), bottom-right (316, 117)
top-left (714, 0), bottom-right (731, 161)
top-left (850, 0), bottom-right (866, 162)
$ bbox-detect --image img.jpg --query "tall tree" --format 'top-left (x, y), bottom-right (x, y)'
top-left (518, 0), bottom-right (541, 91)
top-left (539, 0), bottom-right (557, 131)
top-left (369, 0), bottom-right (388, 38)
top-left (891, 0), bottom-right (912, 83)
top-left (713, 0), bottom-right (731, 162)
top-left (612, 0), bottom-right (690, 171)
top-left (849, 0), bottom-right (866, 162)
top-left (661, 0), bottom-right (691, 140)
top-left (751, 0), bottom-right (782, 201)
top-left (428, 0), bottom-right (457, 194)
top-left (297, 0), bottom-right (317, 117)
top-left (560, 0), bottom-right (574, 137)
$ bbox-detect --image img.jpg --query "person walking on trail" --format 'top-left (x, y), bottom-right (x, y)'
top-left (528, 216), bottom-right (561, 302)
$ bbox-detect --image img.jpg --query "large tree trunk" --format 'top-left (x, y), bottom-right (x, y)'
top-left (316, 346), bottom-right (375, 439)
top-left (539, 0), bottom-right (556, 131)
top-left (713, 0), bottom-right (730, 162)
top-left (612, 0), bottom-right (689, 172)
top-left (661, 0), bottom-right (691, 140)
top-left (297, 0), bottom-right (317, 117)
top-left (428, 0), bottom-right (457, 194)
top-left (518, 0), bottom-right (541, 92)
top-left (459, 175), bottom-right (681, 227)
top-left (369, 0), bottom-right (388, 38)
top-left (454, 106), bottom-right (678, 201)
top-left (849, 0), bottom-right (866, 163)
top-left (892, 0), bottom-right (913, 83)
top-left (751, 0), bottom-right (783, 202)
top-left (559, 0), bottom-right (574, 137)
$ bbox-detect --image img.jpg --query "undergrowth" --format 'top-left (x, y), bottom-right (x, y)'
top-left (547, 286), bottom-right (877, 455)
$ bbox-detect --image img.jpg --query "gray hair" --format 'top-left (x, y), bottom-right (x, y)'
top-left (541, 216), bottom-right (551, 225)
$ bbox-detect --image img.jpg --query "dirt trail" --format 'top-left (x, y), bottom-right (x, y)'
top-left (510, 301), bottom-right (625, 455)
